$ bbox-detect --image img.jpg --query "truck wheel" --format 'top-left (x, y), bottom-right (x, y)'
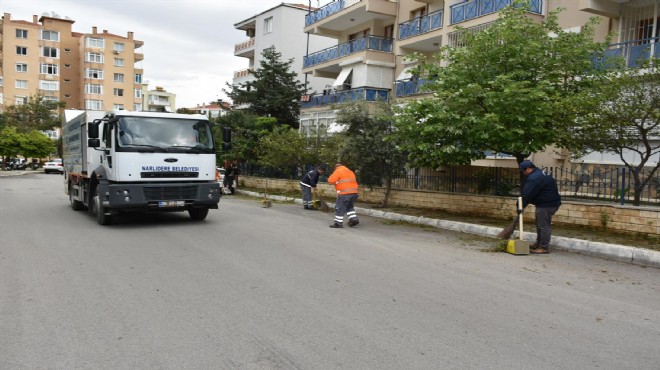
top-left (93, 187), bottom-right (112, 225)
top-left (69, 183), bottom-right (85, 211)
top-left (188, 208), bottom-right (209, 221)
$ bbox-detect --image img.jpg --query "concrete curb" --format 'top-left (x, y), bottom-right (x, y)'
top-left (236, 189), bottom-right (660, 269)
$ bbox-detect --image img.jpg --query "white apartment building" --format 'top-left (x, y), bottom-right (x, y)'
top-left (232, 3), bottom-right (336, 100)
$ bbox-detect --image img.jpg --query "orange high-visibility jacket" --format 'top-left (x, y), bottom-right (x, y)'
top-left (327, 165), bottom-right (359, 195)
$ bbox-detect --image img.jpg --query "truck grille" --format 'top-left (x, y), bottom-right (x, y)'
top-left (144, 186), bottom-right (198, 201)
top-left (141, 172), bottom-right (198, 178)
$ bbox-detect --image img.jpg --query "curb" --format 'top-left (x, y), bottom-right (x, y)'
top-left (236, 190), bottom-right (660, 269)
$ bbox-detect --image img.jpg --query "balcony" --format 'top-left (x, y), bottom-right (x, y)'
top-left (234, 38), bottom-right (255, 58)
top-left (301, 87), bottom-right (389, 108)
top-left (399, 9), bottom-right (444, 40)
top-left (134, 52), bottom-right (143, 62)
top-left (304, 35), bottom-right (393, 70)
top-left (233, 68), bottom-right (254, 79)
top-left (304, 0), bottom-right (397, 38)
top-left (596, 39), bottom-right (660, 69)
top-left (450, 0), bottom-right (543, 25)
top-left (394, 78), bottom-right (428, 97)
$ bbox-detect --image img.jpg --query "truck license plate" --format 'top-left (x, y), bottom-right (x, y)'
top-left (158, 201), bottom-right (185, 207)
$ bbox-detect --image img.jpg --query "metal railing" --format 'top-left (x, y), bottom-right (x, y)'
top-left (304, 35), bottom-right (393, 68)
top-left (301, 87), bottom-right (389, 108)
top-left (394, 78), bottom-right (428, 97)
top-left (450, 0), bottom-right (543, 25)
top-left (595, 38), bottom-right (660, 69)
top-left (241, 164), bottom-right (660, 206)
top-left (305, 0), bottom-right (362, 27)
top-left (398, 9), bottom-right (444, 40)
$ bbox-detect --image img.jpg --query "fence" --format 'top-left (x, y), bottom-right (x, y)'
top-left (238, 164), bottom-right (660, 206)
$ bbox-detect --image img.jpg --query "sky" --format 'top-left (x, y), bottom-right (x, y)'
top-left (1, 0), bottom-right (304, 108)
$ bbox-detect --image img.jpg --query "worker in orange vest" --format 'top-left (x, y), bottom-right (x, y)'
top-left (327, 162), bottom-right (359, 228)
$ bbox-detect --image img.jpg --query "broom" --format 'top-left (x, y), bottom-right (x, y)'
top-left (313, 190), bottom-right (331, 212)
top-left (497, 198), bottom-right (523, 239)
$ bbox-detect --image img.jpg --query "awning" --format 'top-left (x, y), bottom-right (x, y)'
top-left (333, 68), bottom-right (353, 87)
top-left (396, 65), bottom-right (416, 81)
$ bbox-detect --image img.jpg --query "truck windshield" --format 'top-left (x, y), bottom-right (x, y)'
top-left (116, 117), bottom-right (215, 152)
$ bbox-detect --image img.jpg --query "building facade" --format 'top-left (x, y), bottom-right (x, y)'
top-left (0, 12), bottom-right (145, 112)
top-left (232, 3), bottom-right (336, 103)
top-left (300, 0), bottom-right (659, 168)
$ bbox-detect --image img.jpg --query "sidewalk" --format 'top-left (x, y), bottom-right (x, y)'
top-left (237, 190), bottom-right (660, 269)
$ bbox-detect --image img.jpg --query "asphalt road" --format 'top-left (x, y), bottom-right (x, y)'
top-left (1, 173), bottom-right (659, 370)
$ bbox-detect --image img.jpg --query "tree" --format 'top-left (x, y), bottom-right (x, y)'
top-left (21, 130), bottom-right (56, 159)
top-left (336, 101), bottom-right (407, 207)
top-left (0, 127), bottom-right (24, 161)
top-left (257, 126), bottom-right (308, 176)
top-left (567, 63), bottom-right (660, 206)
top-left (224, 47), bottom-right (305, 129)
top-left (215, 110), bottom-right (277, 165)
top-left (393, 1), bottom-right (610, 171)
top-left (3, 95), bottom-right (65, 133)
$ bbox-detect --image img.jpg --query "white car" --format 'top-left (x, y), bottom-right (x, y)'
top-left (43, 158), bottom-right (63, 174)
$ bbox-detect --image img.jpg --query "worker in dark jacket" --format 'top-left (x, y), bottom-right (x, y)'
top-left (520, 160), bottom-right (561, 254)
top-left (300, 165), bottom-right (326, 210)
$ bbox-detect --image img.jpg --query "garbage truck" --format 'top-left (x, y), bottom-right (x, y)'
top-left (62, 109), bottom-right (221, 225)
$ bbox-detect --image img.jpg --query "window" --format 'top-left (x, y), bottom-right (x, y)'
top-left (39, 80), bottom-right (60, 91)
top-left (42, 46), bottom-right (59, 58)
top-left (114, 73), bottom-right (125, 83)
top-left (16, 46), bottom-right (27, 55)
top-left (264, 17), bottom-right (273, 34)
top-left (639, 17), bottom-right (660, 43)
top-left (114, 58), bottom-right (125, 67)
top-left (133, 103), bottom-right (143, 111)
top-left (113, 88), bottom-right (124, 96)
top-left (134, 74), bottom-right (143, 84)
top-left (114, 42), bottom-right (125, 52)
top-left (113, 104), bottom-right (125, 110)
top-left (86, 37), bottom-right (104, 48)
top-left (85, 68), bottom-right (104, 79)
top-left (16, 29), bottom-right (28, 38)
top-left (16, 63), bottom-right (28, 72)
top-left (42, 96), bottom-right (59, 102)
top-left (41, 30), bottom-right (59, 41)
top-left (15, 96), bottom-right (28, 105)
top-left (85, 84), bottom-right (103, 94)
top-left (384, 25), bottom-right (394, 39)
top-left (134, 89), bottom-right (142, 98)
top-left (40, 63), bottom-right (59, 75)
top-left (16, 80), bottom-right (28, 89)
top-left (411, 7), bottom-right (427, 20)
top-left (85, 52), bottom-right (103, 63)
top-left (85, 99), bottom-right (103, 110)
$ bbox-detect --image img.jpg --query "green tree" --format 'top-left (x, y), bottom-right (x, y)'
top-left (224, 47), bottom-right (305, 128)
top-left (4, 95), bottom-right (65, 133)
top-left (21, 130), bottom-right (56, 159)
top-left (393, 1), bottom-right (609, 171)
top-left (336, 101), bottom-right (407, 207)
top-left (567, 62), bottom-right (660, 206)
top-left (257, 126), bottom-right (308, 176)
top-left (215, 110), bottom-right (277, 165)
top-left (0, 127), bottom-right (24, 163)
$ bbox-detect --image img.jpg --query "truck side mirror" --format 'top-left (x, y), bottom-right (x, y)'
top-left (88, 120), bottom-right (100, 139)
top-left (88, 138), bottom-right (100, 147)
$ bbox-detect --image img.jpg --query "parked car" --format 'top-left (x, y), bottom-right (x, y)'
top-left (43, 158), bottom-right (63, 174)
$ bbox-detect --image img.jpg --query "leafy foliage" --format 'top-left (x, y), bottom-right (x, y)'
top-left (393, 0), bottom-right (610, 168)
top-left (257, 126), bottom-right (308, 173)
top-left (567, 61), bottom-right (660, 206)
top-left (224, 48), bottom-right (305, 129)
top-left (3, 95), bottom-right (65, 133)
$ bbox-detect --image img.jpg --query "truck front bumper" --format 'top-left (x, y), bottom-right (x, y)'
top-left (103, 181), bottom-right (220, 210)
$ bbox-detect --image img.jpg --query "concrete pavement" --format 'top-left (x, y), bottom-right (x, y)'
top-left (237, 190), bottom-right (660, 269)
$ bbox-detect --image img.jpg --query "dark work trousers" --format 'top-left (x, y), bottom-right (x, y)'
top-left (301, 184), bottom-right (313, 208)
top-left (536, 206), bottom-right (559, 249)
top-left (334, 193), bottom-right (359, 225)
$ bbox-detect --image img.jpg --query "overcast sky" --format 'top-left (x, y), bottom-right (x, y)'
top-left (1, 0), bottom-right (303, 108)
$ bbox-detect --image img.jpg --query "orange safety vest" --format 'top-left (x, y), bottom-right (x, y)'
top-left (327, 165), bottom-right (359, 195)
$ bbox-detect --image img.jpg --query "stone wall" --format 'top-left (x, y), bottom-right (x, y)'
top-left (240, 176), bottom-right (660, 236)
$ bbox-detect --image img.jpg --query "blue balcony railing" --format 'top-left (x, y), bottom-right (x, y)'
top-left (303, 36), bottom-right (393, 68)
top-left (394, 78), bottom-right (428, 97)
top-left (595, 39), bottom-right (660, 69)
top-left (301, 87), bottom-right (389, 108)
top-left (305, 0), bottom-right (349, 26)
top-left (450, 0), bottom-right (543, 25)
top-left (399, 9), bottom-right (444, 40)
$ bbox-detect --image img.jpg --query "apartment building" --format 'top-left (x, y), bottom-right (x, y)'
top-left (0, 12), bottom-right (145, 112)
top-left (233, 3), bottom-right (336, 104)
top-left (300, 0), bottom-right (658, 167)
top-left (142, 85), bottom-right (175, 112)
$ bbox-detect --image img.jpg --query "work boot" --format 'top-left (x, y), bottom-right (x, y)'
top-left (530, 247), bottom-right (549, 254)
top-left (348, 219), bottom-right (359, 227)
top-left (329, 223), bottom-right (343, 228)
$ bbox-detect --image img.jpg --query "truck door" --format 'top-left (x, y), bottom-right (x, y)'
top-left (100, 120), bottom-right (114, 177)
